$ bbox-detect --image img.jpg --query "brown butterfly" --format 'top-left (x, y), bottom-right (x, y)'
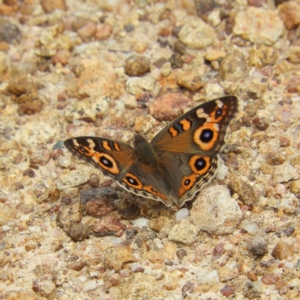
top-left (64, 96), bottom-right (238, 209)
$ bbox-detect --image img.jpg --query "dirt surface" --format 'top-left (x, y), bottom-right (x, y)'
top-left (1, 0), bottom-right (300, 299)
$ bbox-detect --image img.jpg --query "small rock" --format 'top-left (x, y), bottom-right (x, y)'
top-left (124, 55), bottom-right (150, 76)
top-left (271, 241), bottom-right (294, 260)
top-left (287, 47), bottom-right (300, 64)
top-left (95, 23), bottom-right (113, 40)
top-left (66, 260), bottom-right (86, 271)
top-left (149, 216), bottom-right (171, 232)
top-left (168, 219), bottom-right (199, 245)
top-left (242, 280), bottom-right (261, 299)
top-left (89, 173), bottom-right (100, 187)
top-left (190, 186), bottom-right (242, 235)
top-left (68, 222), bottom-right (91, 241)
top-left (118, 273), bottom-right (166, 299)
top-left (181, 281), bottom-right (194, 296)
top-left (234, 7), bottom-right (284, 45)
top-left (290, 180), bottom-right (300, 196)
top-left (178, 17), bottom-right (216, 49)
top-left (94, 215), bottom-right (125, 237)
top-left (229, 177), bottom-right (257, 205)
top-left (220, 285), bottom-right (235, 297)
top-left (149, 92), bottom-right (192, 121)
top-left (212, 243), bottom-right (226, 257)
top-left (169, 53), bottom-right (183, 69)
top-left (0, 19), bottom-right (21, 44)
top-left (176, 70), bottom-right (204, 92)
top-left (283, 226), bottom-right (295, 237)
top-left (41, 0), bottom-right (67, 13)
top-left (173, 41), bottom-right (186, 55)
top-left (126, 76), bottom-right (155, 95)
top-left (278, 1), bottom-right (300, 30)
top-left (247, 237), bottom-right (268, 256)
top-left (176, 248), bottom-right (187, 260)
top-left (144, 242), bottom-right (176, 263)
top-left (247, 270), bottom-right (258, 282)
top-left (32, 275), bottom-right (56, 297)
top-left (196, 270), bottom-right (219, 285)
top-left (85, 196), bottom-right (116, 218)
top-left (175, 208), bottom-right (189, 222)
top-left (56, 202), bottom-right (82, 232)
top-left (273, 164), bottom-right (299, 183)
top-left (104, 245), bottom-right (136, 271)
top-left (241, 220), bottom-right (261, 235)
top-left (220, 50), bottom-right (247, 81)
top-left (78, 21), bottom-right (97, 42)
top-left (58, 168), bottom-right (91, 190)
top-left (249, 45), bottom-right (279, 68)
top-left (261, 273), bottom-right (277, 285)
top-left (204, 49), bottom-right (226, 61)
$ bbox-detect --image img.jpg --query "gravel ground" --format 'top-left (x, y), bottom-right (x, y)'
top-left (1, 0), bottom-right (300, 299)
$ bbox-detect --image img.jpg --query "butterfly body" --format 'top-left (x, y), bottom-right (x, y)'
top-left (64, 96), bottom-right (238, 209)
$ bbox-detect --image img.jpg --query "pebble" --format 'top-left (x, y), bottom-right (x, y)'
top-left (66, 260), bottom-right (86, 271)
top-left (242, 280), bottom-right (261, 298)
top-left (176, 248), bottom-right (187, 260)
top-left (56, 202), bottom-right (82, 232)
top-left (104, 245), bottom-right (136, 271)
top-left (149, 216), bottom-right (171, 233)
top-left (41, 0), bottom-right (67, 13)
top-left (78, 21), bottom-right (97, 42)
top-left (197, 270), bottom-right (219, 285)
top-left (278, 1), bottom-right (300, 30)
top-left (175, 208), bottom-right (189, 222)
top-left (32, 275), bottom-right (56, 297)
top-left (290, 180), bottom-right (300, 196)
top-left (176, 70), bottom-right (204, 92)
top-left (233, 7), bottom-right (284, 45)
top-left (95, 23), bottom-right (113, 40)
top-left (273, 164), bottom-right (299, 183)
top-left (178, 17), bottom-right (216, 49)
top-left (190, 185), bottom-right (242, 235)
top-left (272, 241), bottom-right (294, 260)
top-left (65, 96), bottom-right (110, 122)
top-left (126, 76), bottom-right (155, 95)
top-left (67, 221), bottom-right (90, 241)
top-left (168, 219), bottom-right (199, 245)
top-left (220, 285), bottom-right (235, 297)
top-left (118, 273), bottom-right (166, 298)
top-left (0, 19), bottom-right (22, 44)
top-left (261, 273), bottom-right (277, 285)
top-left (133, 217), bottom-right (149, 229)
top-left (241, 220), bottom-right (261, 235)
top-left (58, 168), bottom-right (91, 190)
top-left (124, 55), bottom-right (151, 76)
top-left (85, 197), bottom-right (116, 218)
top-left (94, 215), bottom-right (125, 237)
top-left (220, 50), bottom-right (247, 81)
top-left (247, 236), bottom-right (268, 256)
top-left (149, 92), bottom-right (192, 121)
top-left (229, 176), bottom-right (256, 205)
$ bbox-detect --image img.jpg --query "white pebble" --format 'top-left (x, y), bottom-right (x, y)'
top-left (133, 217), bottom-right (149, 229)
top-left (175, 208), bottom-right (189, 222)
top-left (197, 270), bottom-right (219, 285)
top-left (241, 220), bottom-right (260, 235)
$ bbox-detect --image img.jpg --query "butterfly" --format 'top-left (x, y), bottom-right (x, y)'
top-left (64, 96), bottom-right (238, 209)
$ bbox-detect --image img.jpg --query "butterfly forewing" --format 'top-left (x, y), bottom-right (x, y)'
top-left (64, 137), bottom-right (136, 180)
top-left (151, 96), bottom-right (238, 155)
